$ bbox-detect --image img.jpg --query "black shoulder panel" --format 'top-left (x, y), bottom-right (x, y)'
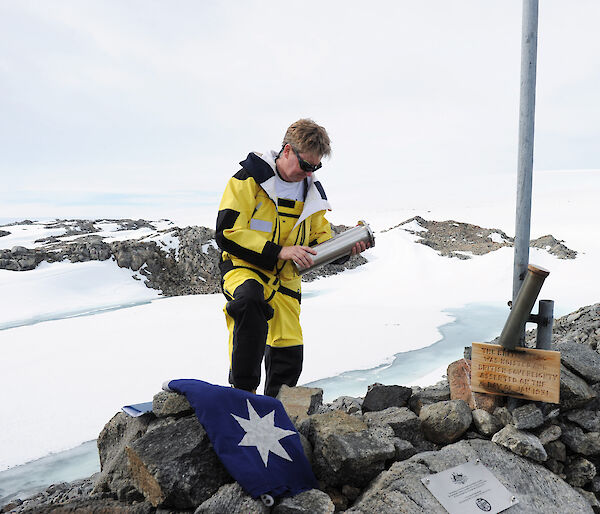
top-left (233, 168), bottom-right (250, 180)
top-left (314, 181), bottom-right (327, 200)
top-left (239, 153), bottom-right (275, 184)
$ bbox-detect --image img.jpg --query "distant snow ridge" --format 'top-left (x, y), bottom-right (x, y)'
top-left (387, 216), bottom-right (577, 260)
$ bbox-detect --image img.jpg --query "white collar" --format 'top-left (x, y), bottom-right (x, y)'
top-left (258, 149), bottom-right (331, 228)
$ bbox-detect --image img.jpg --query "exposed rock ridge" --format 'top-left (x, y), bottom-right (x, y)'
top-left (1, 215), bottom-right (577, 295)
top-left (387, 215), bottom-right (577, 260)
top-left (0, 220), bottom-right (366, 295)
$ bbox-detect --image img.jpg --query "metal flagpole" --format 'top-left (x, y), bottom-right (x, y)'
top-left (512, 0), bottom-right (539, 328)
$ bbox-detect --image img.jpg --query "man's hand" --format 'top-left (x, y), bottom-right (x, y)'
top-left (350, 240), bottom-right (370, 255)
top-left (279, 245), bottom-right (317, 269)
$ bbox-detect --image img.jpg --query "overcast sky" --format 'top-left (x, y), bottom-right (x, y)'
top-left (1, 1), bottom-right (598, 209)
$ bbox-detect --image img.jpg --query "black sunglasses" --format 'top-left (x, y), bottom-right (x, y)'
top-left (292, 147), bottom-right (322, 173)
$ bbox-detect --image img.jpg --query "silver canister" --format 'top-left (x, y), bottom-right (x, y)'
top-left (294, 220), bottom-right (375, 275)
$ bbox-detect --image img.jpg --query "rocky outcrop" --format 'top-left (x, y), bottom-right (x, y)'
top-left (0, 246), bottom-right (46, 271)
top-left (5, 303), bottom-right (600, 513)
top-left (388, 215), bottom-right (577, 260)
top-left (0, 220), bottom-right (366, 295)
top-left (530, 234), bottom-right (578, 259)
top-left (0, 220), bottom-right (223, 295)
top-left (1, 217), bottom-right (577, 294)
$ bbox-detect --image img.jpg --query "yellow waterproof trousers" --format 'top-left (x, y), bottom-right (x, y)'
top-left (222, 267), bottom-right (303, 397)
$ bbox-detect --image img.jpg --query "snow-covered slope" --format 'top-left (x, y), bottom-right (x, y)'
top-left (1, 170), bottom-right (598, 471)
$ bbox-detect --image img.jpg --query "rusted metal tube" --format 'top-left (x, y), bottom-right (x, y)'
top-left (294, 220), bottom-right (374, 275)
top-left (499, 264), bottom-right (549, 350)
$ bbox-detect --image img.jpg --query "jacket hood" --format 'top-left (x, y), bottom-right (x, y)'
top-left (239, 152), bottom-right (276, 185)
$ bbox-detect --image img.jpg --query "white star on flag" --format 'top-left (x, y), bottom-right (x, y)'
top-left (231, 398), bottom-right (296, 467)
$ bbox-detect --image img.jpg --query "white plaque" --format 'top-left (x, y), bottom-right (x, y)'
top-left (421, 461), bottom-right (518, 514)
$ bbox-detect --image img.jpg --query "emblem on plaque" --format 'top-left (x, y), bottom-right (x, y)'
top-left (476, 497), bottom-right (492, 511)
top-left (451, 472), bottom-right (467, 484)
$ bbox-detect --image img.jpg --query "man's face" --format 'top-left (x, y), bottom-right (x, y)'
top-left (277, 144), bottom-right (322, 183)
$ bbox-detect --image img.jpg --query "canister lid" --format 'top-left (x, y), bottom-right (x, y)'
top-left (528, 264), bottom-right (550, 277)
top-left (357, 220), bottom-right (375, 247)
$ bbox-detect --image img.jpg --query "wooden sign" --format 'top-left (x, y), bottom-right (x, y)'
top-left (471, 342), bottom-right (561, 403)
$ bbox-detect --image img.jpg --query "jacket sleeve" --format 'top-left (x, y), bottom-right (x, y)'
top-left (216, 174), bottom-right (282, 271)
top-left (308, 210), bottom-right (332, 247)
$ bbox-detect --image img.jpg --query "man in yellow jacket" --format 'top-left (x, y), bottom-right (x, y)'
top-left (216, 119), bottom-right (366, 397)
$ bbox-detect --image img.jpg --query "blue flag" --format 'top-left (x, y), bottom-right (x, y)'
top-left (165, 379), bottom-right (319, 499)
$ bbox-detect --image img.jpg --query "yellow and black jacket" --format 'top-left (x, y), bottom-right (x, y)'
top-left (216, 151), bottom-right (333, 298)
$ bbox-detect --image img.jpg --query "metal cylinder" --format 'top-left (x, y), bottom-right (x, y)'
top-left (512, 0), bottom-right (539, 304)
top-left (499, 264), bottom-right (549, 350)
top-left (535, 299), bottom-right (554, 350)
top-left (294, 220), bottom-right (375, 275)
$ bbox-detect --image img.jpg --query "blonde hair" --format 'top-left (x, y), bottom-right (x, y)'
top-left (282, 119), bottom-right (331, 157)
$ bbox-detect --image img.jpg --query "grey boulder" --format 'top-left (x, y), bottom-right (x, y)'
top-left (92, 412), bottom-right (152, 497)
top-left (560, 365), bottom-right (596, 410)
top-left (556, 340), bottom-right (600, 384)
top-left (492, 425), bottom-right (547, 462)
top-left (544, 440), bottom-right (567, 462)
top-left (305, 410), bottom-right (395, 488)
top-left (566, 408), bottom-right (600, 432)
top-left (363, 407), bottom-right (422, 445)
top-left (536, 423), bottom-right (562, 445)
top-left (560, 424), bottom-right (600, 456)
top-left (327, 395), bottom-right (363, 415)
top-left (512, 403), bottom-right (544, 430)
top-left (472, 408), bottom-right (503, 437)
top-left (362, 383), bottom-right (412, 413)
top-left (347, 439), bottom-right (592, 513)
top-left (408, 381), bottom-right (451, 415)
top-left (152, 391), bottom-right (193, 418)
top-left (277, 385), bottom-right (323, 425)
top-left (419, 400), bottom-right (472, 444)
top-left (126, 415), bottom-right (231, 509)
top-left (194, 482), bottom-right (269, 514)
top-left (565, 457), bottom-right (597, 488)
top-left (272, 489), bottom-right (335, 513)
